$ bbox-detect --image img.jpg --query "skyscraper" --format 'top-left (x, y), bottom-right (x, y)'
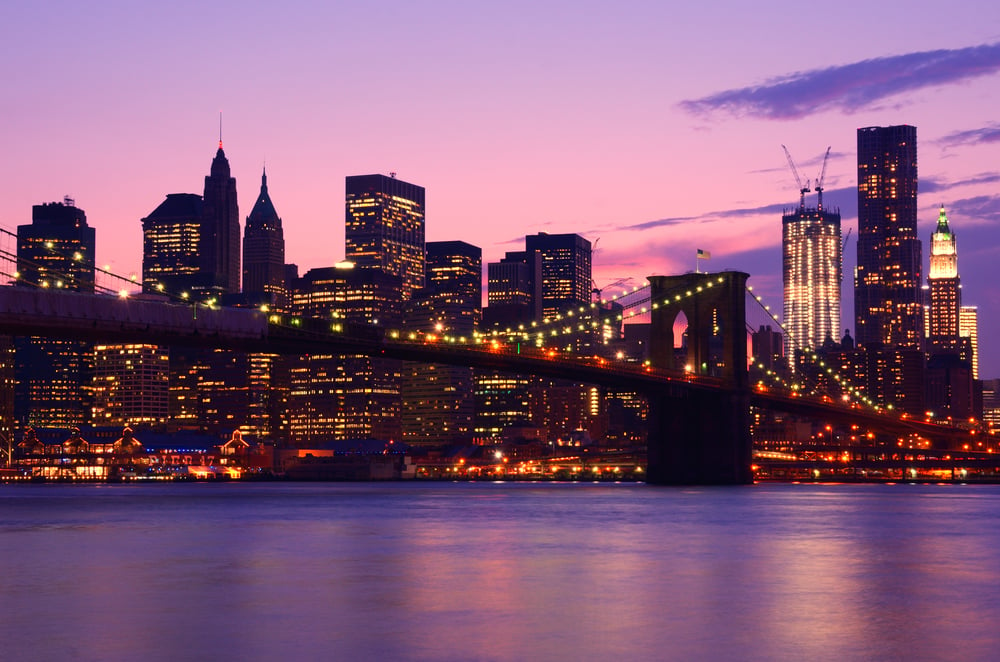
top-left (345, 174), bottom-right (425, 300)
top-left (288, 264), bottom-right (403, 444)
top-left (782, 197), bottom-right (841, 362)
top-left (484, 251), bottom-right (542, 328)
top-left (927, 206), bottom-right (961, 352)
top-left (142, 142), bottom-right (241, 299)
top-left (402, 241), bottom-right (482, 446)
top-left (242, 168), bottom-right (287, 309)
top-left (142, 193), bottom-right (204, 296)
top-left (17, 198), bottom-right (96, 293)
top-left (15, 199), bottom-right (96, 427)
top-left (201, 141), bottom-right (241, 295)
top-left (855, 125), bottom-right (922, 349)
top-left (524, 232), bottom-right (592, 320)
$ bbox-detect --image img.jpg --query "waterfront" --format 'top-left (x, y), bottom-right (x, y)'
top-left (2, 482), bottom-right (999, 661)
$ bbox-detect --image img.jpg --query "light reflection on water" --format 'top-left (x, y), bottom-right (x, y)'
top-left (2, 482), bottom-right (1000, 661)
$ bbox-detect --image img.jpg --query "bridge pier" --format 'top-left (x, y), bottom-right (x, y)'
top-left (646, 387), bottom-right (752, 485)
top-left (645, 271), bottom-right (752, 485)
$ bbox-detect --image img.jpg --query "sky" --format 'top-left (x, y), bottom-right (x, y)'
top-left (2, 1), bottom-right (1000, 373)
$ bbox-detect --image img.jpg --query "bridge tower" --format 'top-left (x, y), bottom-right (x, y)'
top-left (645, 272), bottom-right (752, 485)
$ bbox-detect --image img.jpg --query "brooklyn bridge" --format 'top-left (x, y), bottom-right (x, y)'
top-left (0, 270), bottom-right (984, 485)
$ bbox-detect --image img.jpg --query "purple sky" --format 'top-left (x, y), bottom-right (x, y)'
top-left (3, 1), bottom-right (1000, 374)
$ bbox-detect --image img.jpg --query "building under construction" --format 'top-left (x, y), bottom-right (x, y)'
top-left (781, 147), bottom-right (842, 366)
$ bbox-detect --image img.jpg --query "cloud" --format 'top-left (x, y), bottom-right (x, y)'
top-left (622, 185), bottom-right (859, 233)
top-left (679, 43), bottom-right (1000, 120)
top-left (922, 173), bottom-right (1000, 195)
top-left (938, 123), bottom-right (1000, 147)
top-left (950, 194), bottom-right (1000, 222)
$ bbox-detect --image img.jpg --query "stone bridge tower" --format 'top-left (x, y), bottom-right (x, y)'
top-left (645, 272), bottom-right (752, 484)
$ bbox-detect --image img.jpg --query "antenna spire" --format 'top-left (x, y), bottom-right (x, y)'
top-left (218, 111), bottom-right (223, 149)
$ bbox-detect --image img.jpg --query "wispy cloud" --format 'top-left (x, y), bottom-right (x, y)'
top-left (679, 43), bottom-right (1000, 120)
top-left (938, 123), bottom-right (1000, 147)
top-left (622, 185), bottom-right (859, 233)
top-left (922, 173), bottom-right (1000, 195)
top-left (951, 194), bottom-right (1000, 222)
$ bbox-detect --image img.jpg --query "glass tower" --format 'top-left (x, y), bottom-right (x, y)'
top-left (345, 174), bottom-right (425, 301)
top-left (855, 125), bottom-right (922, 349)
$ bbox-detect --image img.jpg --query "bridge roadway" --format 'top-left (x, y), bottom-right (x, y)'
top-left (0, 286), bottom-right (726, 396)
top-left (0, 286), bottom-right (976, 453)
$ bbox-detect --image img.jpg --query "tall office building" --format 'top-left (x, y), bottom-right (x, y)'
top-left (855, 125), bottom-right (922, 349)
top-left (90, 344), bottom-right (169, 426)
top-left (402, 241), bottom-right (482, 446)
top-left (484, 251), bottom-right (542, 328)
top-left (242, 168), bottom-right (287, 309)
top-left (524, 232), bottom-right (592, 320)
top-left (143, 142), bottom-right (241, 298)
top-left (478, 250), bottom-right (540, 442)
top-left (345, 174), bottom-right (425, 300)
top-left (142, 193), bottom-right (204, 296)
top-left (927, 206), bottom-right (961, 352)
top-left (15, 199), bottom-right (97, 427)
top-left (782, 198), bottom-right (841, 362)
top-left (201, 141), bottom-right (241, 295)
top-left (288, 264), bottom-right (403, 444)
top-left (17, 198), bottom-right (96, 293)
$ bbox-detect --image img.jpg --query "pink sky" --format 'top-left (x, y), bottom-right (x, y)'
top-left (3, 1), bottom-right (1000, 373)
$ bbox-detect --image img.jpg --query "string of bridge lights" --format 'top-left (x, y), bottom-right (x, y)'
top-left (744, 285), bottom-right (883, 413)
top-left (0, 234), bottom-right (889, 416)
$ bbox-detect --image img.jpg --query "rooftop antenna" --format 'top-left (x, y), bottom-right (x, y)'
top-left (781, 145), bottom-right (809, 211)
top-left (218, 111), bottom-right (223, 149)
top-left (814, 146), bottom-right (831, 211)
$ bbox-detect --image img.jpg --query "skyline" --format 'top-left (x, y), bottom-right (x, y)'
top-left (3, 1), bottom-right (1000, 372)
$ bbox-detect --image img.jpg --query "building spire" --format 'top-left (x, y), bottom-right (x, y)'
top-left (937, 204), bottom-right (950, 233)
top-left (218, 111), bottom-right (223, 150)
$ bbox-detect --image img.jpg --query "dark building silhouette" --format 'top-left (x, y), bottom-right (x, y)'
top-left (201, 142), bottom-right (241, 295)
top-left (751, 325), bottom-right (784, 374)
top-left (15, 199), bottom-right (96, 427)
top-left (484, 250), bottom-right (542, 328)
top-left (345, 173), bottom-right (425, 300)
top-left (242, 168), bottom-right (287, 309)
top-left (855, 125), bottom-right (922, 350)
top-left (925, 353), bottom-right (974, 421)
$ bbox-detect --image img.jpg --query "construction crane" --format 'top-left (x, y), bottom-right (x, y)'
top-left (842, 227), bottom-right (853, 252)
top-left (781, 145), bottom-right (810, 211)
top-left (814, 146), bottom-right (832, 211)
top-left (593, 277), bottom-right (633, 303)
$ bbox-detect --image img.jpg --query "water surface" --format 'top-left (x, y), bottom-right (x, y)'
top-left (2, 481), bottom-right (998, 661)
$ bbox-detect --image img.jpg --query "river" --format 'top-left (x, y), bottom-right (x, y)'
top-left (2, 481), bottom-right (999, 661)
